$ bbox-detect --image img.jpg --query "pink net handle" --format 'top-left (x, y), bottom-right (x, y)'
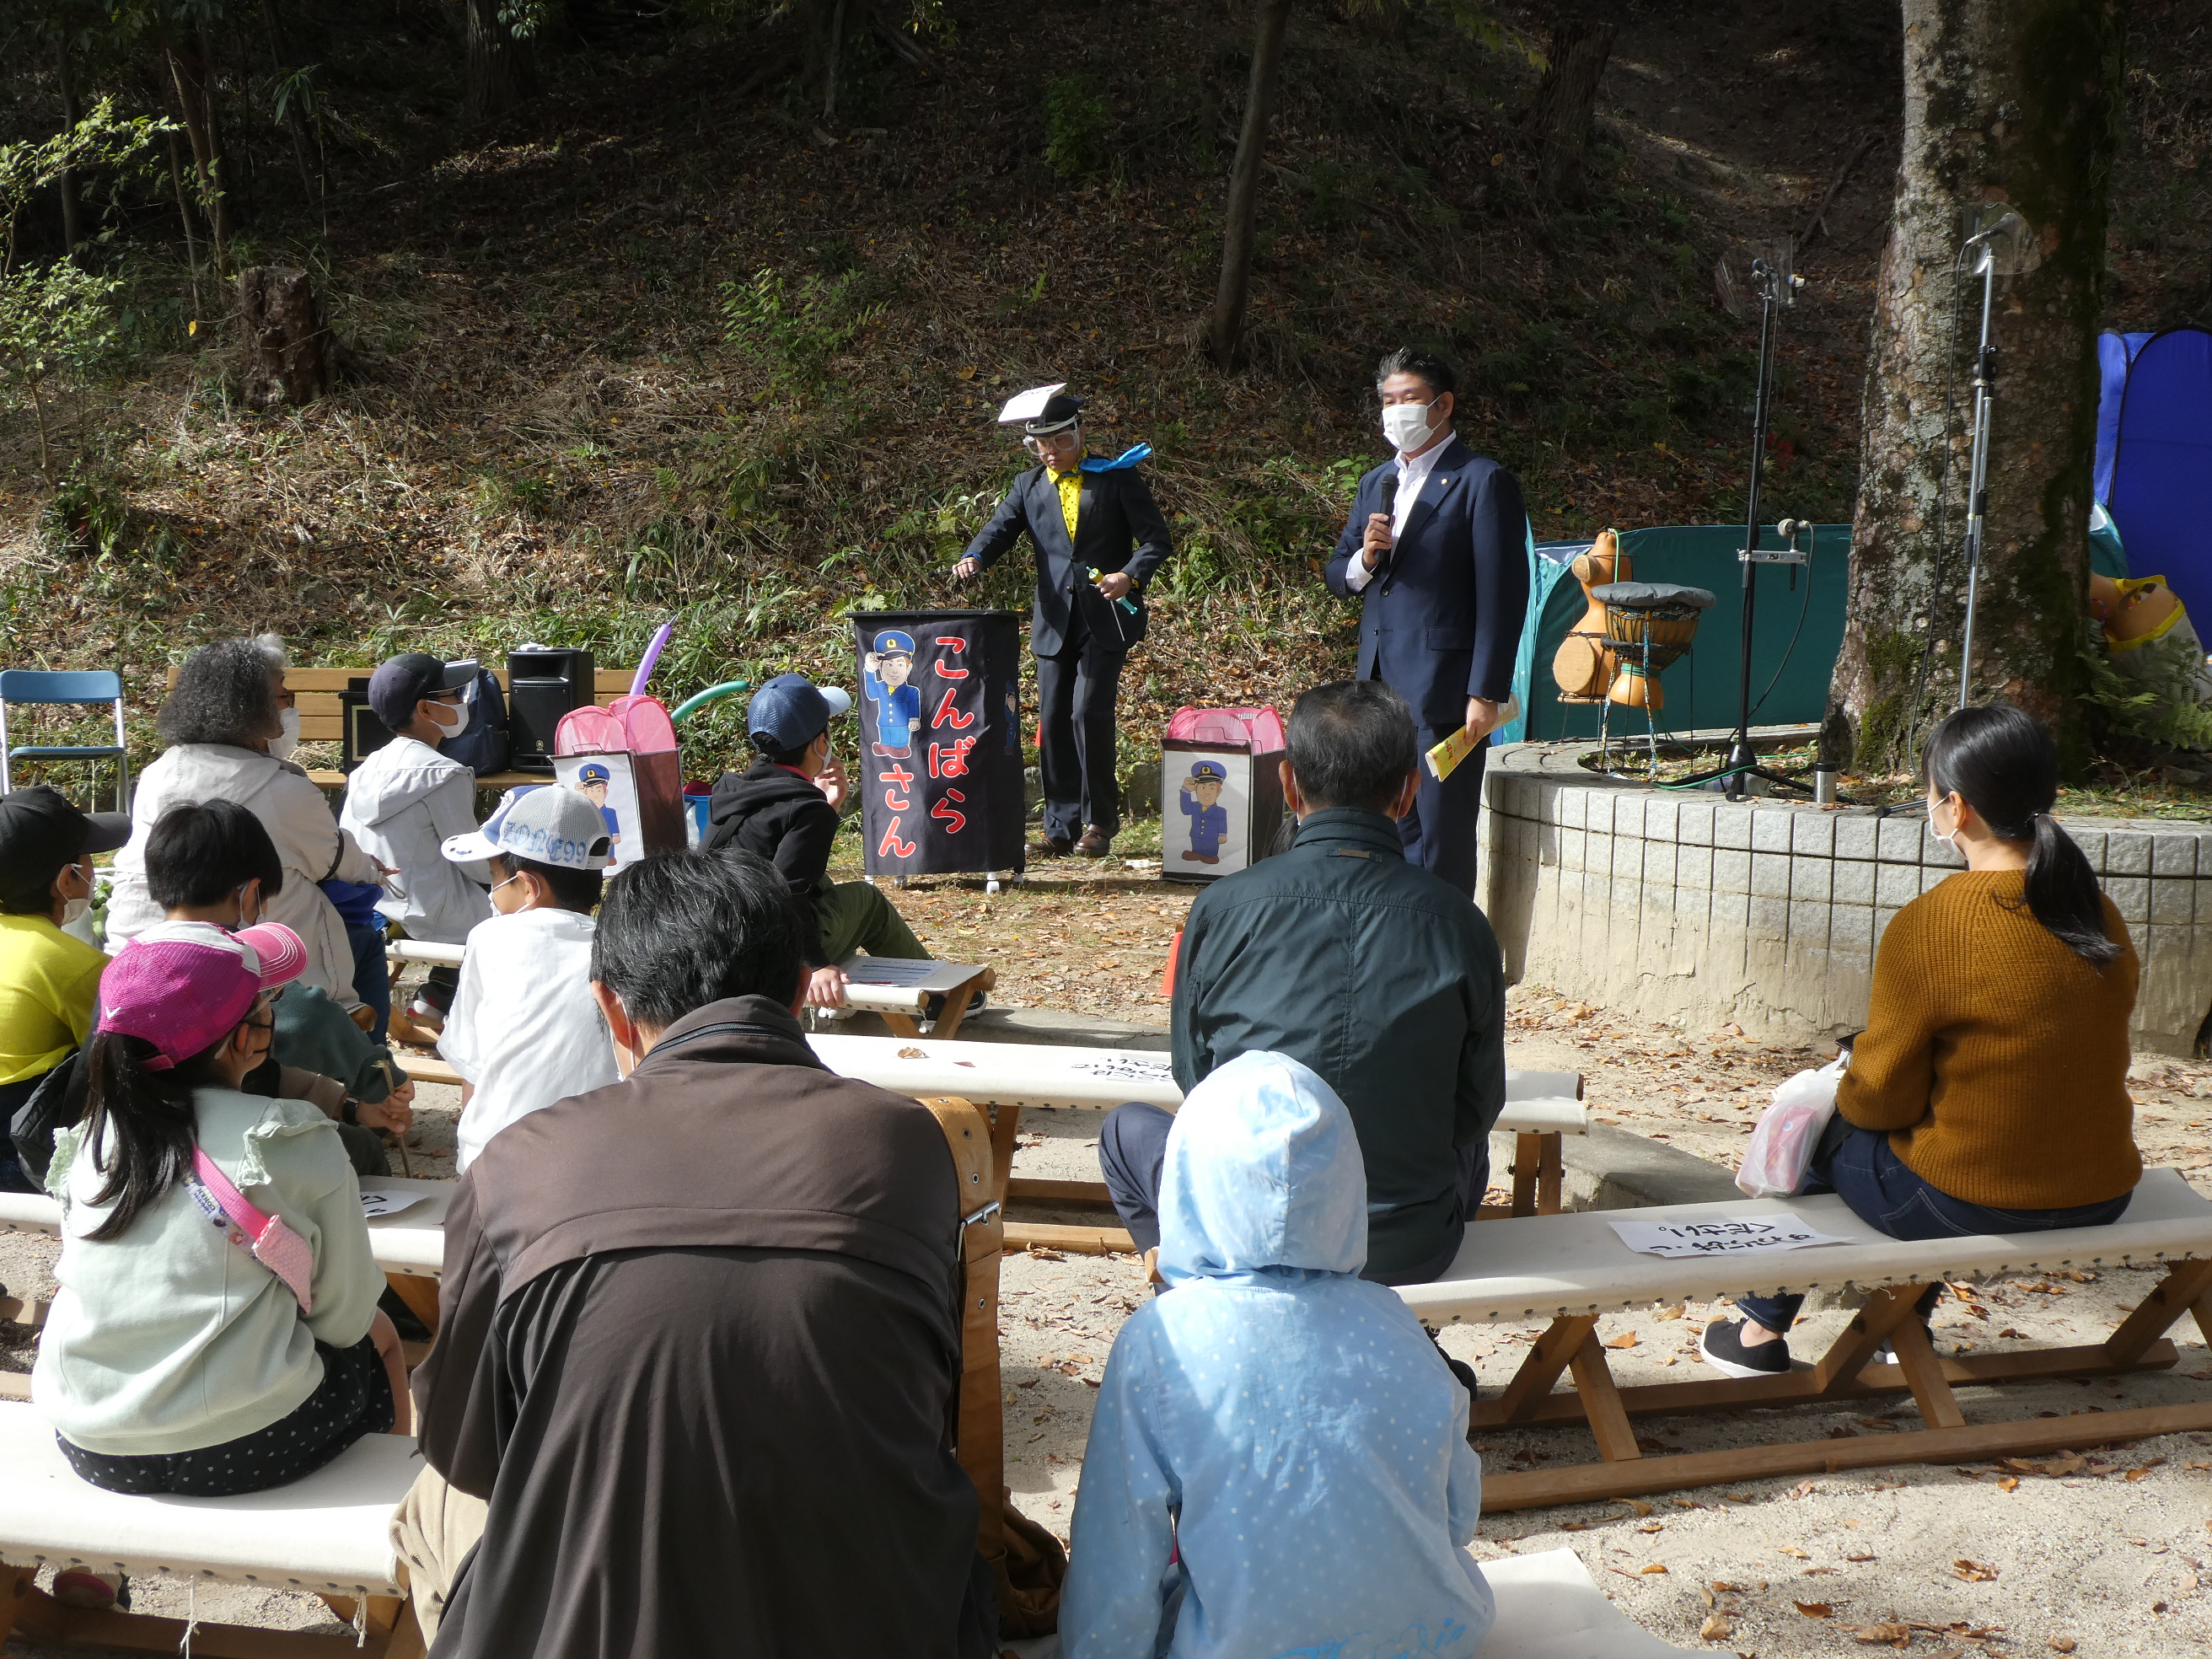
top-left (609, 695), bottom-right (679, 753)
top-left (1165, 706), bottom-right (1286, 749)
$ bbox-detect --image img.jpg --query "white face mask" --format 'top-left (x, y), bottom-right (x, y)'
top-left (1382, 397), bottom-right (1442, 454)
top-left (266, 706), bottom-right (302, 760)
top-left (61, 894), bottom-right (91, 926)
top-left (426, 700), bottom-right (471, 741)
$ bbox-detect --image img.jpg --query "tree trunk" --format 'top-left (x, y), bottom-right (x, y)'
top-left (56, 35), bottom-right (83, 257)
top-left (1827, 0), bottom-right (2126, 773)
top-left (237, 265), bottom-right (336, 408)
top-left (1527, 17), bottom-right (1614, 203)
top-left (165, 38), bottom-right (236, 270)
top-left (465, 0), bottom-right (536, 122)
top-left (1207, 0), bottom-right (1295, 368)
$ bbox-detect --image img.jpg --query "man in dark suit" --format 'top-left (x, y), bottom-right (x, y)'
top-left (1323, 349), bottom-right (1530, 896)
top-left (957, 389), bottom-right (1174, 859)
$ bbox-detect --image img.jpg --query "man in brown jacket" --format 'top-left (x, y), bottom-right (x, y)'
top-left (394, 850), bottom-right (995, 1657)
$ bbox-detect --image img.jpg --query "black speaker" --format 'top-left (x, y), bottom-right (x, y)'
top-left (507, 647), bottom-right (594, 773)
top-left (341, 679), bottom-right (396, 773)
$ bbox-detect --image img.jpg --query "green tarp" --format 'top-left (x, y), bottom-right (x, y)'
top-left (1506, 523), bottom-right (1850, 744)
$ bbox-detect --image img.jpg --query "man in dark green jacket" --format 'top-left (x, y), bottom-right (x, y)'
top-left (1099, 679), bottom-right (1506, 1286)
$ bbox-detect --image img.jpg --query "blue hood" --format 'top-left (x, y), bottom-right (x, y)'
top-left (1157, 1050), bottom-right (1367, 1285)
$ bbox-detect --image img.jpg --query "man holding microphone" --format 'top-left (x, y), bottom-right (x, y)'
top-left (1323, 349), bottom-right (1530, 898)
top-left (955, 385), bottom-right (1173, 860)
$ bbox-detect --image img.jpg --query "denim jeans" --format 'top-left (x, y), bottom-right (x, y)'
top-left (1735, 1125), bottom-right (2133, 1334)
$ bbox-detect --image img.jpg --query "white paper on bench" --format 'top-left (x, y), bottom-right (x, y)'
top-left (360, 1185), bottom-right (430, 1220)
top-left (1000, 1547), bottom-right (1699, 1659)
top-left (805, 1034), bottom-right (1587, 1133)
top-left (0, 1404), bottom-right (416, 1592)
top-left (1607, 1216), bottom-right (1851, 1259)
top-left (1400, 1168), bottom-right (2212, 1325)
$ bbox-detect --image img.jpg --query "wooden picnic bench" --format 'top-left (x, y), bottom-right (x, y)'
top-left (386, 941), bottom-right (998, 1043)
top-left (0, 1402), bottom-right (427, 1656)
top-left (165, 663), bottom-right (638, 792)
top-left (1395, 1169), bottom-right (2212, 1511)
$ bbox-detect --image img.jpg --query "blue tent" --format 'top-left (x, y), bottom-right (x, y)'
top-left (2100, 326), bottom-right (2212, 625)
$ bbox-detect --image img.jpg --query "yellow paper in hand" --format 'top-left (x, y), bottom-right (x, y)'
top-left (1425, 696), bottom-right (1521, 782)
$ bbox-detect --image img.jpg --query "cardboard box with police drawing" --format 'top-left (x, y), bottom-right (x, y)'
top-left (551, 695), bottom-right (686, 872)
top-left (1160, 706), bottom-right (1286, 883)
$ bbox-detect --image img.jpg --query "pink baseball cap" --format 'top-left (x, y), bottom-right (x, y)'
top-left (97, 921), bottom-right (309, 1071)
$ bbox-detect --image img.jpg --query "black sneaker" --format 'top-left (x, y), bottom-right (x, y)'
top-left (1699, 1318), bottom-right (1791, 1377)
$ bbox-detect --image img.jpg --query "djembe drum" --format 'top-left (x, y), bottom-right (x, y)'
top-left (1591, 581), bottom-right (1716, 710)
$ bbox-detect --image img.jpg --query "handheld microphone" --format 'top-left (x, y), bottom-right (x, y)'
top-left (1371, 473), bottom-right (1399, 576)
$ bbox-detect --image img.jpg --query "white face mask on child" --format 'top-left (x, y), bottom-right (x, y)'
top-left (60, 895), bottom-right (91, 926)
top-left (426, 700), bottom-right (471, 741)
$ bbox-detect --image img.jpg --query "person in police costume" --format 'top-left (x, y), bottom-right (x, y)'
top-left (954, 386), bottom-right (1174, 860)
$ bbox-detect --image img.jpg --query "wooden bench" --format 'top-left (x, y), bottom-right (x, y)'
top-left (1396, 1168), bottom-right (2212, 1511)
top-left (164, 664), bottom-right (638, 792)
top-left (0, 1402), bottom-right (426, 1656)
top-left (795, 1036), bottom-right (1584, 1255)
top-left (2, 1181), bottom-right (453, 1356)
top-left (387, 942), bottom-right (997, 1045)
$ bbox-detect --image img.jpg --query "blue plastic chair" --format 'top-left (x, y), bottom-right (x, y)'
top-left (0, 669), bottom-right (131, 809)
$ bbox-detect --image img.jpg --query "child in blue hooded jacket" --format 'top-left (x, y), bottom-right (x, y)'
top-left (1062, 1049), bottom-right (1494, 1659)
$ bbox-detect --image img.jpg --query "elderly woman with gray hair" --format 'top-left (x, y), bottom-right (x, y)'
top-left (106, 638), bottom-right (385, 1015)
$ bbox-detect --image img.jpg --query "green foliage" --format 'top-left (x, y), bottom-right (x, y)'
top-left (1, 99), bottom-right (170, 475)
top-left (1044, 75), bottom-right (1109, 180)
top-left (2081, 622), bottom-right (2212, 756)
top-left (718, 266), bottom-right (885, 395)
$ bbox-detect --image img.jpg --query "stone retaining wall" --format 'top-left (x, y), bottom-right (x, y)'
top-left (1478, 745), bottom-right (2212, 1056)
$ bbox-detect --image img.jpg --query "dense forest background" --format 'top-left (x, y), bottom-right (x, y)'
top-left (0, 0), bottom-right (2204, 780)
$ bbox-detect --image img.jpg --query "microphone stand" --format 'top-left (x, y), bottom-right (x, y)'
top-left (1673, 255), bottom-right (1813, 800)
top-left (1954, 240), bottom-right (2000, 711)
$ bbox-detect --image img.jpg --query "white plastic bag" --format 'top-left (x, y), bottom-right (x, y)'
top-left (1736, 1057), bottom-right (1846, 1198)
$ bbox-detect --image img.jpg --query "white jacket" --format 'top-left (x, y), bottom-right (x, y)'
top-left (337, 737), bottom-right (490, 946)
top-left (108, 745), bottom-right (382, 1008)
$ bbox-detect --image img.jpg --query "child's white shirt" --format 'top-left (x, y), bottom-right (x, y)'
top-left (440, 907), bottom-right (620, 1171)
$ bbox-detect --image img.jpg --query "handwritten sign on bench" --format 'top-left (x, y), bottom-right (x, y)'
top-left (1606, 1216), bottom-right (1850, 1259)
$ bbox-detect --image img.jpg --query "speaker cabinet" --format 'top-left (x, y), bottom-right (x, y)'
top-left (507, 647), bottom-right (594, 773)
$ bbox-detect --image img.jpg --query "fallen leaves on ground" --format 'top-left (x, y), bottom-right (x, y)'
top-left (1603, 1331), bottom-right (1640, 1350)
top-left (1698, 1613), bottom-right (1733, 1640)
top-left (1795, 1600), bottom-right (1834, 1618)
top-left (1951, 1560), bottom-right (2000, 1582)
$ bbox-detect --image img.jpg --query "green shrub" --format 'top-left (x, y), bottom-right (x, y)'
top-left (1044, 75), bottom-right (1108, 180)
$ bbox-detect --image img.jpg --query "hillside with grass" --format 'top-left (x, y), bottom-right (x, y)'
top-left (1, 0), bottom-right (2202, 799)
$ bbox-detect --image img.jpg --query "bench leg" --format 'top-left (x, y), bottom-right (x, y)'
top-left (1535, 1132), bottom-right (1563, 1216)
top-left (932, 968), bottom-right (994, 1039)
top-left (385, 1272), bottom-right (442, 1337)
top-left (1490, 1315), bottom-right (1599, 1424)
top-left (0, 1565), bottom-right (34, 1647)
top-left (1509, 1134), bottom-right (1538, 1217)
top-left (878, 1010), bottom-right (923, 1039)
top-left (2105, 1259), bottom-right (2212, 1366)
top-left (1564, 1331), bottom-right (1642, 1462)
top-left (1807, 1283), bottom-right (1937, 1393)
top-left (1887, 1312), bottom-right (1967, 1430)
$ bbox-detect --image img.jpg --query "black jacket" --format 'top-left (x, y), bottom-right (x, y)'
top-left (701, 758), bottom-right (840, 964)
top-left (1169, 808), bottom-right (1507, 1285)
top-left (962, 461), bottom-right (1174, 657)
top-left (1321, 437), bottom-right (1531, 730)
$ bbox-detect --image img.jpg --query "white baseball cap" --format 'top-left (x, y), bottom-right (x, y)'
top-left (442, 786), bottom-right (614, 871)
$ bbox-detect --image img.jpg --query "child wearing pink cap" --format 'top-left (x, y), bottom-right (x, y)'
top-left (32, 921), bottom-right (407, 1497)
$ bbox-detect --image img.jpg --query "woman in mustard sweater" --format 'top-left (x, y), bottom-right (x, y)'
top-left (1703, 705), bottom-right (2140, 1377)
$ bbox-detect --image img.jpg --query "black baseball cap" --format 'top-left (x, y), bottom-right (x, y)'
top-left (0, 786), bottom-right (131, 885)
top-left (368, 652), bottom-right (475, 729)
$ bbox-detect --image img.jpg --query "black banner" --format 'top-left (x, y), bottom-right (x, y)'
top-left (854, 609), bottom-right (1026, 877)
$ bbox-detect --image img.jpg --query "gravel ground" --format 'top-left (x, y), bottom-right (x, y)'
top-left (6, 973), bottom-right (2210, 1656)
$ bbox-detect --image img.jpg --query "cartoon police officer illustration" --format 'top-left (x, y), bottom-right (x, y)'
top-left (862, 630), bottom-right (922, 759)
top-left (1178, 760), bottom-right (1230, 865)
top-left (573, 761), bottom-right (622, 851)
